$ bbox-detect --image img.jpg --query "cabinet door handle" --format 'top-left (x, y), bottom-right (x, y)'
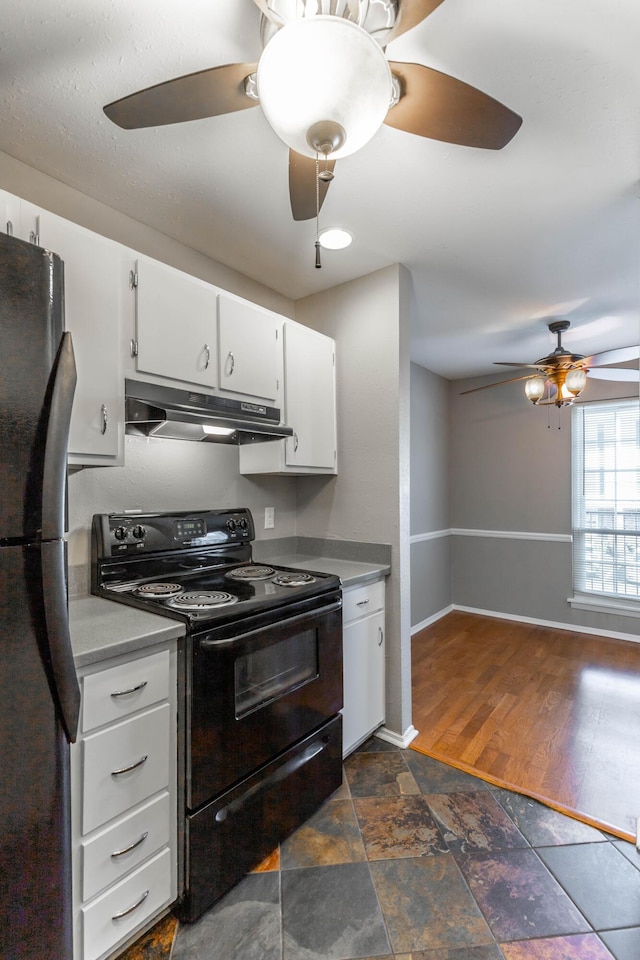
top-left (226, 351), bottom-right (235, 376)
top-left (110, 680), bottom-right (148, 698)
top-left (293, 431), bottom-right (299, 452)
top-left (111, 755), bottom-right (148, 777)
top-left (101, 404), bottom-right (108, 435)
top-left (378, 626), bottom-right (384, 646)
top-left (356, 599), bottom-right (369, 607)
top-left (110, 831), bottom-right (149, 859)
top-left (111, 889), bottom-right (149, 920)
top-left (6, 220), bottom-right (13, 236)
top-left (203, 343), bottom-right (210, 370)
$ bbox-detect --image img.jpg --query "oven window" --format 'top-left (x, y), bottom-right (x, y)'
top-left (234, 629), bottom-right (319, 718)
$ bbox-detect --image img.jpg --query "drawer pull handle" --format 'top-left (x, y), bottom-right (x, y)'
top-left (111, 889), bottom-right (149, 921)
top-left (110, 832), bottom-right (149, 859)
top-left (110, 680), bottom-right (148, 699)
top-left (356, 599), bottom-right (370, 607)
top-left (378, 626), bottom-right (384, 646)
top-left (111, 755), bottom-right (148, 777)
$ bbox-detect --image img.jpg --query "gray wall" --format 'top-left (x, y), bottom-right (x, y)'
top-left (0, 152), bottom-right (299, 597)
top-left (410, 363), bottom-right (452, 628)
top-left (68, 437), bottom-right (296, 596)
top-left (295, 265), bottom-right (413, 740)
top-left (450, 371), bottom-right (640, 639)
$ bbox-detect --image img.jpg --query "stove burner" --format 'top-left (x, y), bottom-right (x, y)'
top-left (133, 582), bottom-right (184, 599)
top-left (226, 564), bottom-right (276, 582)
top-left (166, 591), bottom-right (239, 610)
top-left (272, 572), bottom-right (316, 587)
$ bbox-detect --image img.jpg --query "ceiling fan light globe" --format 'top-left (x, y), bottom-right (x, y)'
top-left (256, 16), bottom-right (392, 160)
top-left (565, 367), bottom-right (587, 396)
top-left (525, 377), bottom-right (546, 403)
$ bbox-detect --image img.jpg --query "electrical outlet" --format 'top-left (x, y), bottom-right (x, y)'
top-left (264, 506), bottom-right (275, 529)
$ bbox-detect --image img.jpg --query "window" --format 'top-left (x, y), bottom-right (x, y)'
top-left (572, 398), bottom-right (640, 613)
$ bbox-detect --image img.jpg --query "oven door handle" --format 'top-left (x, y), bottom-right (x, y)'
top-left (214, 740), bottom-right (327, 823)
top-left (199, 598), bottom-right (343, 648)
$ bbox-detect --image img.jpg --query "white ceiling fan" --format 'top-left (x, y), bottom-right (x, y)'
top-left (102, 0), bottom-right (522, 220)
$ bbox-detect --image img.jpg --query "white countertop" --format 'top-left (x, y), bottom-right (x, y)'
top-left (70, 596), bottom-right (185, 668)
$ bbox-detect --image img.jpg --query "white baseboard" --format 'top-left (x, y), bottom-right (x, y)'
top-left (375, 724), bottom-right (419, 749)
top-left (411, 605), bottom-right (454, 635)
top-left (453, 604), bottom-right (640, 645)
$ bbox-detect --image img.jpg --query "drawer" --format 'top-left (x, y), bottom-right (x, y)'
top-left (82, 649), bottom-right (170, 733)
top-left (342, 580), bottom-right (385, 624)
top-left (82, 703), bottom-right (171, 834)
top-left (82, 847), bottom-right (172, 960)
top-left (82, 791), bottom-right (171, 901)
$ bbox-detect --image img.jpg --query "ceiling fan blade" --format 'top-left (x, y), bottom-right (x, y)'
top-left (104, 62), bottom-right (258, 129)
top-left (385, 62), bottom-right (522, 149)
top-left (493, 362), bottom-right (546, 370)
top-left (460, 375), bottom-right (535, 395)
top-left (587, 345), bottom-right (640, 367)
top-left (289, 151), bottom-right (336, 222)
top-left (385, 0), bottom-right (446, 44)
top-left (587, 368), bottom-right (640, 382)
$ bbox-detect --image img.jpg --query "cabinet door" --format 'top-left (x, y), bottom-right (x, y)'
top-left (284, 321), bottom-right (336, 469)
top-left (135, 256), bottom-right (217, 388)
top-left (342, 610), bottom-right (385, 756)
top-left (218, 293), bottom-right (279, 401)
top-left (34, 209), bottom-right (124, 463)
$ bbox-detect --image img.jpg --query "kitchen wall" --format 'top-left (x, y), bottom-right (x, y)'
top-left (67, 437), bottom-right (297, 596)
top-left (295, 265), bottom-right (413, 742)
top-left (450, 371), bottom-right (640, 640)
top-left (0, 151), bottom-right (299, 597)
top-left (410, 363), bottom-right (452, 630)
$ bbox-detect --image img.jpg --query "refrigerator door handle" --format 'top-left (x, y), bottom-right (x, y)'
top-left (41, 332), bottom-right (77, 541)
top-left (41, 540), bottom-right (81, 742)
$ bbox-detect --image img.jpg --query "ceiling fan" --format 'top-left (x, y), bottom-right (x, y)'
top-left (102, 0), bottom-right (522, 221)
top-left (461, 320), bottom-right (640, 407)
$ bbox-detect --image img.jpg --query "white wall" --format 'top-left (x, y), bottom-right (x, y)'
top-left (295, 265), bottom-right (413, 740)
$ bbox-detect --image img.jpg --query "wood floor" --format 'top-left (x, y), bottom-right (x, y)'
top-left (411, 611), bottom-right (640, 842)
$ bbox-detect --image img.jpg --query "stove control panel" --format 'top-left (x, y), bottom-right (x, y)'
top-left (93, 509), bottom-right (256, 558)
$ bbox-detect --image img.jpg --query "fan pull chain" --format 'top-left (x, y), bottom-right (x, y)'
top-left (315, 153), bottom-right (322, 269)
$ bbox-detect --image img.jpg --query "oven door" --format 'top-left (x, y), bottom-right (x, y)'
top-left (187, 595), bottom-right (342, 809)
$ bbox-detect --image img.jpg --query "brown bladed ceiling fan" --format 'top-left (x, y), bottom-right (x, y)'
top-left (102, 0), bottom-right (523, 221)
top-left (461, 320), bottom-right (640, 407)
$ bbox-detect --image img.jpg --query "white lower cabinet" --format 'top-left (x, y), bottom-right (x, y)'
top-left (342, 579), bottom-right (386, 756)
top-left (71, 644), bottom-right (178, 960)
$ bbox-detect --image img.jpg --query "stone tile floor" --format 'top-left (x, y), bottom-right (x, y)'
top-left (120, 737), bottom-right (640, 960)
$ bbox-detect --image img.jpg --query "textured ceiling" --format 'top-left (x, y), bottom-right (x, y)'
top-left (1, 0), bottom-right (639, 378)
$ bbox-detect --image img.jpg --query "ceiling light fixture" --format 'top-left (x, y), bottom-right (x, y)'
top-left (257, 16), bottom-right (393, 161)
top-left (319, 228), bottom-right (353, 250)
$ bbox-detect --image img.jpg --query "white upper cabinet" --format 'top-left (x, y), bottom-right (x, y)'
top-left (283, 321), bottom-right (336, 470)
top-left (133, 256), bottom-right (217, 389)
top-left (0, 190), bottom-right (21, 237)
top-left (22, 204), bottom-right (125, 465)
top-left (217, 293), bottom-right (280, 402)
top-left (239, 320), bottom-right (337, 475)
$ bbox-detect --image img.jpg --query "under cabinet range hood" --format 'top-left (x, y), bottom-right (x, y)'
top-left (125, 379), bottom-right (293, 444)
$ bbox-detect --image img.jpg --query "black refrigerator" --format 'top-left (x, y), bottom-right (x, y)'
top-left (0, 231), bottom-right (80, 960)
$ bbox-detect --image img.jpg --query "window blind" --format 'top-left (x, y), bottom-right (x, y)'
top-left (572, 398), bottom-right (640, 602)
